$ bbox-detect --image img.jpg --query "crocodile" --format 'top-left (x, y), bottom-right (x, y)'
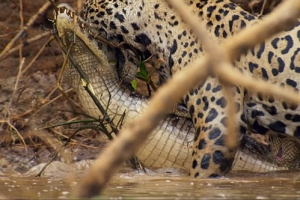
top-left (54, 3), bottom-right (300, 174)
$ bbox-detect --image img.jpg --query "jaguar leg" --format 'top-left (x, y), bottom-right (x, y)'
top-left (187, 80), bottom-right (245, 177)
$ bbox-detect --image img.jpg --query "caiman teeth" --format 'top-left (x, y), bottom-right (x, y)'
top-left (55, 3), bottom-right (77, 20)
top-left (54, 4), bottom-right (81, 39)
top-left (55, 3), bottom-right (94, 37)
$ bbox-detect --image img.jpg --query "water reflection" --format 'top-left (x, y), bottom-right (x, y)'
top-left (0, 162), bottom-right (300, 199)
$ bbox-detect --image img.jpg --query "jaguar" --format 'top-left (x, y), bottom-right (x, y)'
top-left (58, 0), bottom-right (300, 178)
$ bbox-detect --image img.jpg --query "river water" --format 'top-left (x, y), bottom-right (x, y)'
top-left (1, 161), bottom-right (300, 199)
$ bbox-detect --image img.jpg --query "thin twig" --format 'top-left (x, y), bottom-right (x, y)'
top-left (260, 0), bottom-right (268, 15)
top-left (0, 1), bottom-right (51, 59)
top-left (22, 36), bottom-right (55, 74)
top-left (0, 32), bottom-right (52, 61)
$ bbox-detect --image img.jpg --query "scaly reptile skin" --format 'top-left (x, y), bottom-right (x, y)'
top-left (54, 3), bottom-right (298, 173)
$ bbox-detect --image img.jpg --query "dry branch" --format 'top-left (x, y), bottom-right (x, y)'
top-left (0, 1), bottom-right (51, 59)
top-left (0, 32), bottom-right (51, 61)
top-left (77, 0), bottom-right (300, 198)
top-left (22, 36), bottom-right (54, 74)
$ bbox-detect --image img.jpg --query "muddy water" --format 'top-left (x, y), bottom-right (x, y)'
top-left (1, 161), bottom-right (300, 199)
